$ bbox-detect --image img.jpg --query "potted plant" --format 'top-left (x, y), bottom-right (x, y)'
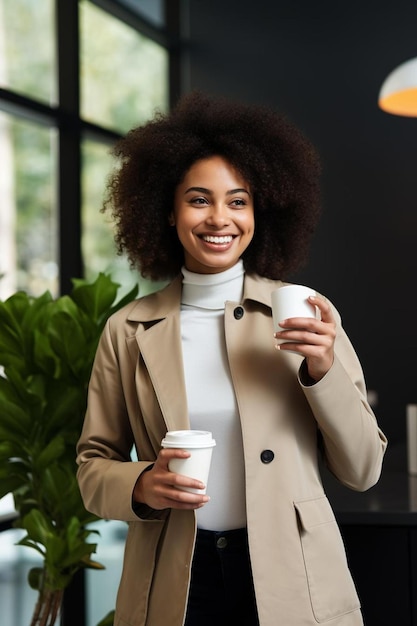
top-left (0, 273), bottom-right (138, 626)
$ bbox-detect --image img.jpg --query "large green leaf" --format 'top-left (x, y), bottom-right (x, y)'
top-left (0, 293), bottom-right (28, 354)
top-left (35, 437), bottom-right (66, 471)
top-left (0, 397), bottom-right (32, 436)
top-left (71, 273), bottom-right (120, 324)
top-left (32, 330), bottom-right (59, 378)
top-left (19, 509), bottom-right (54, 545)
top-left (45, 311), bottom-right (93, 380)
top-left (105, 282), bottom-right (139, 321)
top-left (0, 292), bottom-right (54, 375)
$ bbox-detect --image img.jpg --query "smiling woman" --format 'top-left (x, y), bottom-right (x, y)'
top-left (76, 91), bottom-right (387, 626)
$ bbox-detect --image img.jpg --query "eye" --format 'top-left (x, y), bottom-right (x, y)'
top-left (230, 198), bottom-right (247, 207)
top-left (190, 196), bottom-right (209, 205)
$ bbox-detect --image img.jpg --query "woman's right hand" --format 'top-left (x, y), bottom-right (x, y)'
top-left (133, 448), bottom-right (210, 510)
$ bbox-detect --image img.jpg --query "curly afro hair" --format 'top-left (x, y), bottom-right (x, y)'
top-left (103, 91), bottom-right (322, 281)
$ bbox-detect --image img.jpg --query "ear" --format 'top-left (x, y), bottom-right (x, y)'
top-left (168, 213), bottom-right (175, 226)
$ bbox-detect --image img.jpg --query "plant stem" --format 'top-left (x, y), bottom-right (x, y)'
top-left (30, 588), bottom-right (63, 626)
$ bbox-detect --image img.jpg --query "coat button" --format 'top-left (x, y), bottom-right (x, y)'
top-left (260, 449), bottom-right (275, 464)
top-left (234, 306), bottom-right (244, 320)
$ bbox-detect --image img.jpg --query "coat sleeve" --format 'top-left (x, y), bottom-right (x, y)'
top-left (76, 317), bottom-right (161, 522)
top-left (299, 304), bottom-right (387, 492)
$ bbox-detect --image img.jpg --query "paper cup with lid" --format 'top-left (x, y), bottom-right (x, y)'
top-left (161, 430), bottom-right (216, 494)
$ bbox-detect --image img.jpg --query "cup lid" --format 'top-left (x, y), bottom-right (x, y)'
top-left (161, 430), bottom-right (216, 448)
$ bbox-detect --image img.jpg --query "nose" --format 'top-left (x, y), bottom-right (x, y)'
top-left (206, 204), bottom-right (230, 228)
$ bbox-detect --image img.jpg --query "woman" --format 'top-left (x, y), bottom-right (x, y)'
top-left (76, 92), bottom-right (387, 626)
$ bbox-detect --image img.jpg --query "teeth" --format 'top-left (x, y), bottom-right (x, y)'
top-left (202, 235), bottom-right (233, 244)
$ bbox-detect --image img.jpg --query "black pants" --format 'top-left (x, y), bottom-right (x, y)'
top-left (184, 527), bottom-right (260, 626)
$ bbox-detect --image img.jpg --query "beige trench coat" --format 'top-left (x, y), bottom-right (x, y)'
top-left (76, 273), bottom-right (387, 626)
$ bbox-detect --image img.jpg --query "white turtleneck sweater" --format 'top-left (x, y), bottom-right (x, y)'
top-left (180, 261), bottom-right (247, 530)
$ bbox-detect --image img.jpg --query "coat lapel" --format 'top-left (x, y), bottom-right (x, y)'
top-left (137, 315), bottom-right (189, 432)
top-left (127, 277), bottom-right (189, 433)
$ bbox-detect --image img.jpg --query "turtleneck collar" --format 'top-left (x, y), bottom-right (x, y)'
top-left (181, 260), bottom-right (244, 310)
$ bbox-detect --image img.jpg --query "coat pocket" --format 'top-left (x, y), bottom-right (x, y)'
top-left (294, 496), bottom-right (361, 623)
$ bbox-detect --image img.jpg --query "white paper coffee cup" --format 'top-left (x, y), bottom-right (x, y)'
top-left (161, 430), bottom-right (216, 494)
top-left (271, 284), bottom-right (317, 344)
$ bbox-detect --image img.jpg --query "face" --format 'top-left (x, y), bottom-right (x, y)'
top-left (172, 155), bottom-right (255, 274)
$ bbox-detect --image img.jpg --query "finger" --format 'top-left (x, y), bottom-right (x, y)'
top-left (276, 316), bottom-right (321, 332)
top-left (157, 447), bottom-right (191, 469)
top-left (169, 473), bottom-right (206, 491)
top-left (159, 485), bottom-right (210, 509)
top-left (275, 320), bottom-right (321, 342)
top-left (145, 471), bottom-right (210, 509)
top-left (155, 461), bottom-right (207, 494)
top-left (275, 329), bottom-right (333, 353)
top-left (308, 296), bottom-right (334, 323)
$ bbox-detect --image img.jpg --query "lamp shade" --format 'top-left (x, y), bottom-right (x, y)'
top-left (378, 57), bottom-right (417, 117)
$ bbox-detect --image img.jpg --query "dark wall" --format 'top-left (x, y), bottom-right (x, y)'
top-left (184, 0), bottom-right (417, 446)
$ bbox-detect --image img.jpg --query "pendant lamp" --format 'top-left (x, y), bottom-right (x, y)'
top-left (378, 57), bottom-right (417, 117)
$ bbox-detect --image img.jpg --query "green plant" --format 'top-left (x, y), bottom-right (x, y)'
top-left (0, 273), bottom-right (138, 626)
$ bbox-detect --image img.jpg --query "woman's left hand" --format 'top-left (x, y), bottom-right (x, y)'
top-left (274, 296), bottom-right (336, 382)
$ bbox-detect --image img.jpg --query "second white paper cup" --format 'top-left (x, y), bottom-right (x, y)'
top-left (271, 284), bottom-right (317, 344)
top-left (161, 430), bottom-right (216, 494)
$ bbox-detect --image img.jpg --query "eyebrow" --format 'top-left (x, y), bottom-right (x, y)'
top-left (184, 186), bottom-right (251, 196)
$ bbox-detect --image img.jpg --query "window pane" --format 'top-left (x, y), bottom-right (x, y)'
top-left (0, 0), bottom-right (56, 105)
top-left (0, 112), bottom-right (58, 300)
top-left (80, 0), bottom-right (168, 134)
top-left (81, 138), bottom-right (166, 297)
top-left (81, 138), bottom-right (138, 292)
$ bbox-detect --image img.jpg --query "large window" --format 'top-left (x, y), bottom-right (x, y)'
top-left (0, 0), bottom-right (172, 301)
top-left (0, 1), bottom-right (178, 624)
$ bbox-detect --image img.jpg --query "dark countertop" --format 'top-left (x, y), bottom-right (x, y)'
top-left (323, 443), bottom-right (417, 526)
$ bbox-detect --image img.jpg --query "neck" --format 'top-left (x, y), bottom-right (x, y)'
top-left (181, 261), bottom-right (245, 310)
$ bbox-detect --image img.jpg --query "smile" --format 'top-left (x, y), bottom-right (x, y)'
top-left (201, 235), bottom-right (234, 244)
